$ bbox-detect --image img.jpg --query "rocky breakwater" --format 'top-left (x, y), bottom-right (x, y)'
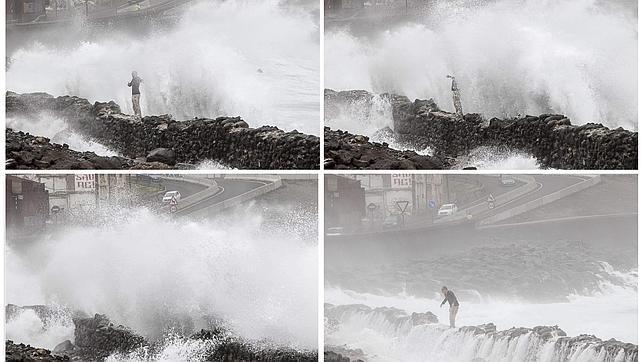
top-left (325, 303), bottom-right (638, 361)
top-left (7, 305), bottom-right (318, 361)
top-left (6, 340), bottom-right (70, 361)
top-left (7, 92), bottom-right (320, 170)
top-left (459, 324), bottom-right (638, 361)
top-left (324, 127), bottom-right (446, 169)
top-left (6, 129), bottom-right (171, 170)
top-left (391, 94), bottom-right (637, 170)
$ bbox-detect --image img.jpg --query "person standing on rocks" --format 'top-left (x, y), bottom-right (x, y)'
top-left (128, 71), bottom-right (143, 118)
top-left (446, 75), bottom-right (463, 118)
top-left (440, 286), bottom-right (460, 328)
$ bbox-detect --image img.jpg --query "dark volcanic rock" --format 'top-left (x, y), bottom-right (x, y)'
top-left (324, 350), bottom-right (366, 362)
top-left (6, 340), bottom-right (70, 361)
top-left (324, 127), bottom-right (447, 170)
top-left (52, 340), bottom-right (74, 354)
top-left (146, 147), bottom-right (176, 165)
top-left (70, 314), bottom-right (147, 360)
top-left (325, 303), bottom-right (438, 332)
top-left (325, 88), bottom-right (637, 170)
top-left (191, 328), bottom-right (318, 361)
top-left (389, 92), bottom-right (637, 170)
top-left (7, 91), bottom-right (319, 170)
top-left (6, 129), bottom-right (169, 170)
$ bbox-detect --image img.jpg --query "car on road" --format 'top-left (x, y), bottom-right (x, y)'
top-left (382, 215), bottom-right (402, 229)
top-left (326, 227), bottom-right (345, 236)
top-left (499, 175), bottom-right (516, 186)
top-left (437, 204), bottom-right (458, 217)
top-left (162, 191), bottom-right (181, 204)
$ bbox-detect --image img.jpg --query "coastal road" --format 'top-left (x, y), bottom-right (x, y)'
top-left (467, 174), bottom-right (588, 220)
top-left (159, 177), bottom-right (269, 217)
top-left (401, 174), bottom-right (588, 230)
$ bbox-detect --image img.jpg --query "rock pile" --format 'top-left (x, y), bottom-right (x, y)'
top-left (392, 95), bottom-right (638, 169)
top-left (324, 127), bottom-right (446, 169)
top-left (325, 89), bottom-right (638, 170)
top-left (191, 329), bottom-right (318, 361)
top-left (325, 305), bottom-right (638, 362)
top-left (71, 314), bottom-right (147, 360)
top-left (6, 129), bottom-right (171, 170)
top-left (6, 340), bottom-right (69, 361)
top-left (6, 307), bottom-right (318, 362)
top-left (7, 92), bottom-right (320, 169)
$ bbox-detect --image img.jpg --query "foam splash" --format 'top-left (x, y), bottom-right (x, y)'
top-left (7, 113), bottom-right (119, 156)
top-left (325, 266), bottom-right (638, 358)
top-left (325, 0), bottom-right (637, 130)
top-left (6, 207), bottom-right (318, 350)
top-left (7, 0), bottom-right (320, 135)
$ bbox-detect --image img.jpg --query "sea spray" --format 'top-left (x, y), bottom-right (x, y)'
top-left (7, 0), bottom-right (320, 135)
top-left (325, 0), bottom-right (637, 130)
top-left (6, 207), bottom-right (318, 350)
top-left (7, 113), bottom-right (119, 156)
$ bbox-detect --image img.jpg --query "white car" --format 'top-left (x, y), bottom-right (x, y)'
top-left (162, 191), bottom-right (181, 204)
top-left (437, 204), bottom-right (458, 217)
top-left (500, 175), bottom-right (516, 186)
top-left (326, 227), bottom-right (345, 236)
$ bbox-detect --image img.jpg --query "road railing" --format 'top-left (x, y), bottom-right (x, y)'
top-left (188, 179), bottom-right (283, 218)
top-left (478, 175), bottom-right (602, 227)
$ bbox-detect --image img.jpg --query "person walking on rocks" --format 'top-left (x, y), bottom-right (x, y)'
top-left (128, 71), bottom-right (143, 118)
top-left (446, 75), bottom-right (463, 118)
top-left (440, 286), bottom-right (460, 328)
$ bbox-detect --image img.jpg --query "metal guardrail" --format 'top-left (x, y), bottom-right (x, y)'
top-left (188, 179), bottom-right (283, 218)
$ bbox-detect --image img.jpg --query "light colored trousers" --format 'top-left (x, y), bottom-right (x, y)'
top-left (449, 305), bottom-right (459, 328)
top-left (452, 92), bottom-right (463, 118)
top-left (132, 94), bottom-right (142, 117)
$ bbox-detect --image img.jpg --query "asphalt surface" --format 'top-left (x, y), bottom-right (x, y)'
top-left (470, 174), bottom-right (588, 220)
top-left (160, 177), bottom-right (268, 216)
top-left (343, 174), bottom-right (591, 234)
top-left (160, 178), bottom-right (208, 200)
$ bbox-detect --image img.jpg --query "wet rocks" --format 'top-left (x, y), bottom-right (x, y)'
top-left (6, 129), bottom-right (170, 170)
top-left (325, 88), bottom-right (637, 169)
top-left (325, 303), bottom-right (438, 330)
top-left (6, 340), bottom-right (69, 361)
top-left (390, 94), bottom-right (637, 169)
top-left (325, 127), bottom-right (447, 169)
top-left (7, 92), bottom-right (320, 170)
top-left (324, 349), bottom-right (366, 362)
top-left (52, 340), bottom-right (74, 354)
top-left (146, 147), bottom-right (176, 165)
top-left (71, 314), bottom-right (147, 360)
top-left (556, 335), bottom-right (638, 361)
top-left (190, 328), bottom-right (318, 361)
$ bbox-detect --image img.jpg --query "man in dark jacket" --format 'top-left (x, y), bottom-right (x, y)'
top-left (128, 71), bottom-right (143, 118)
top-left (440, 286), bottom-right (460, 328)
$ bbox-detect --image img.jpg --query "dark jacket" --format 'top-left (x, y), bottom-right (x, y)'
top-left (128, 76), bottom-right (142, 95)
top-left (441, 290), bottom-right (459, 307)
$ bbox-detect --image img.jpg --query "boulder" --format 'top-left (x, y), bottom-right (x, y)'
top-left (146, 147), bottom-right (176, 165)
